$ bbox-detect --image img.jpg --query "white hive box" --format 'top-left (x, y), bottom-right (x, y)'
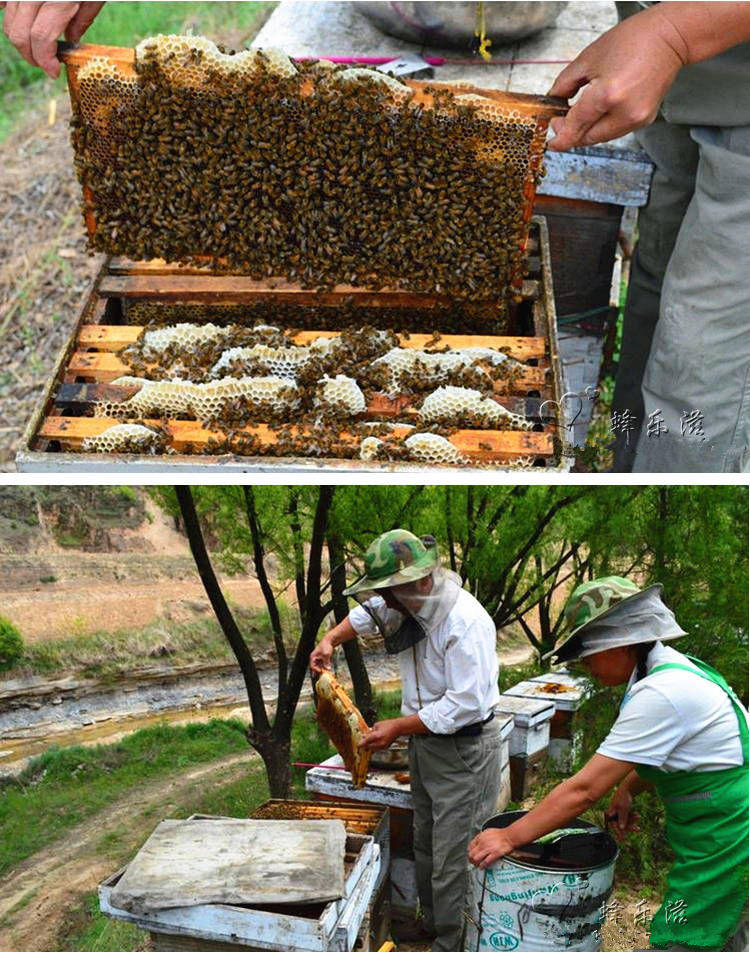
top-left (98, 815), bottom-right (380, 951)
top-left (503, 670), bottom-right (591, 713)
top-left (496, 695), bottom-right (555, 758)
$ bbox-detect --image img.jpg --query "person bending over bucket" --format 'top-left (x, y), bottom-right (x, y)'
top-left (468, 576), bottom-right (749, 952)
top-left (311, 529), bottom-right (502, 951)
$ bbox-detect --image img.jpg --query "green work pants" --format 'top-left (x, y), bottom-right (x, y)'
top-left (612, 119), bottom-right (750, 472)
top-left (408, 718), bottom-right (503, 951)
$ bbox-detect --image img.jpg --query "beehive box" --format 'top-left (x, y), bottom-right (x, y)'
top-left (99, 817), bottom-right (380, 951)
top-left (18, 219), bottom-right (568, 471)
top-left (251, 798), bottom-right (390, 890)
top-left (495, 694), bottom-right (556, 758)
top-left (17, 39), bottom-right (570, 471)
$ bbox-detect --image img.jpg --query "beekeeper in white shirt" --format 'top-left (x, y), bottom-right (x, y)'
top-left (310, 528), bottom-right (501, 951)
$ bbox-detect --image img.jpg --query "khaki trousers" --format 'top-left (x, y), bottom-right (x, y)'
top-left (408, 718), bottom-right (503, 951)
top-left (612, 119), bottom-right (750, 472)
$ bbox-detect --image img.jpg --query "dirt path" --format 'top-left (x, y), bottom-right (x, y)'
top-left (0, 752), bottom-right (255, 951)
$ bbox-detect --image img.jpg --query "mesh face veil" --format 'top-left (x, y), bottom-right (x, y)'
top-left (356, 562), bottom-right (462, 655)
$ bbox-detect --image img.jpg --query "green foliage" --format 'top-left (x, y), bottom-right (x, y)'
top-left (114, 485), bottom-right (136, 503)
top-left (0, 617), bottom-right (23, 669)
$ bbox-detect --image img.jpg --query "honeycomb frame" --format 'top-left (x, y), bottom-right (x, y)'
top-left (61, 40), bottom-right (566, 302)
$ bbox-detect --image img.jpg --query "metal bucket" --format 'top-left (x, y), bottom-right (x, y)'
top-left (469, 813), bottom-right (618, 952)
top-left (357, 2), bottom-right (567, 47)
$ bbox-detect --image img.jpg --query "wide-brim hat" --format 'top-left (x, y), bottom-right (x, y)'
top-left (543, 577), bottom-right (665, 663)
top-left (343, 529), bottom-right (438, 596)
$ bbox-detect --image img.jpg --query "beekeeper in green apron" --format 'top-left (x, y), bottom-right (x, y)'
top-left (546, 2), bottom-right (750, 472)
top-left (469, 576), bottom-right (749, 950)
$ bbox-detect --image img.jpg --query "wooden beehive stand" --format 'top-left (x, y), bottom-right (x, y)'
top-left (19, 45), bottom-right (569, 471)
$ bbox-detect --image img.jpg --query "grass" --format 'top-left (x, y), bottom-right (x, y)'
top-left (0, 682), bottom-right (402, 949)
top-left (0, 2), bottom-right (275, 141)
top-left (59, 893), bottom-right (149, 952)
top-left (0, 718), bottom-right (249, 875)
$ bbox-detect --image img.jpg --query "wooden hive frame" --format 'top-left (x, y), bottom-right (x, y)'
top-left (58, 42), bottom-right (567, 291)
top-left (17, 219), bottom-right (570, 471)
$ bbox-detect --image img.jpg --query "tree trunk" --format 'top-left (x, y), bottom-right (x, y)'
top-left (327, 530), bottom-right (377, 725)
top-left (175, 486), bottom-right (269, 729)
top-left (246, 727), bottom-right (292, 798)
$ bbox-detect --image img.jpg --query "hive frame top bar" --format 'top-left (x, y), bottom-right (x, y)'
top-left (57, 42), bottom-right (568, 118)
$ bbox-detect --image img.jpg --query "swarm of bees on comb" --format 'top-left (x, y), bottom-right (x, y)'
top-left (83, 321), bottom-right (537, 464)
top-left (70, 35), bottom-right (546, 305)
top-left (66, 36), bottom-right (557, 467)
top-left (314, 670), bottom-right (373, 789)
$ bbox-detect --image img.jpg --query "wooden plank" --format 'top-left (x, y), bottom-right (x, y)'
top-left (53, 382), bottom-right (553, 421)
top-left (65, 350), bottom-right (549, 390)
top-left (76, 325), bottom-right (548, 360)
top-left (541, 146), bottom-right (653, 207)
top-left (39, 417), bottom-right (554, 460)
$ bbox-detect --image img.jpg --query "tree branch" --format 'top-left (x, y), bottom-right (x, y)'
top-left (176, 486), bottom-right (269, 731)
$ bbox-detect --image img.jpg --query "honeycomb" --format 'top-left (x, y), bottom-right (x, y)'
top-left (135, 35), bottom-right (298, 82)
top-left (315, 375), bottom-right (366, 415)
top-left (334, 67), bottom-right (408, 94)
top-left (359, 435), bottom-right (384, 461)
top-left (81, 423), bottom-right (167, 454)
top-left (211, 343), bottom-right (314, 378)
top-left (419, 386), bottom-right (532, 430)
top-left (99, 375), bottom-right (299, 421)
top-left (142, 323), bottom-right (226, 355)
top-left (373, 346), bottom-right (514, 394)
top-left (403, 432), bottom-right (467, 465)
top-left (315, 670), bottom-right (372, 789)
top-left (67, 37), bottom-right (561, 300)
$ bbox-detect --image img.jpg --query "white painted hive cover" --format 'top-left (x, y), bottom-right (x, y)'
top-left (495, 694), bottom-right (556, 727)
top-left (504, 671), bottom-right (591, 711)
top-left (109, 818), bottom-right (347, 913)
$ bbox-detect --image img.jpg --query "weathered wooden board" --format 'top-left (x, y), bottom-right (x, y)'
top-left (109, 819), bottom-right (347, 913)
top-left (543, 146), bottom-right (653, 207)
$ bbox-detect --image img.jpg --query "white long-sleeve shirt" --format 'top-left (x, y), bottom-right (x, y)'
top-left (348, 588), bottom-right (499, 735)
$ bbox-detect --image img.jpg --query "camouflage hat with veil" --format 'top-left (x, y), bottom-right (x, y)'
top-left (545, 575), bottom-right (687, 664)
top-left (344, 529), bottom-right (461, 654)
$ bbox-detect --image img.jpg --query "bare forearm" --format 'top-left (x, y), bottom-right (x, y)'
top-left (504, 778), bottom-right (597, 849)
top-left (652, 2), bottom-right (750, 65)
top-left (322, 616), bottom-right (357, 648)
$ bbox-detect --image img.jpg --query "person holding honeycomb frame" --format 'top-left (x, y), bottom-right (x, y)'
top-left (546, 2), bottom-right (750, 472)
top-left (310, 529), bottom-right (502, 951)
